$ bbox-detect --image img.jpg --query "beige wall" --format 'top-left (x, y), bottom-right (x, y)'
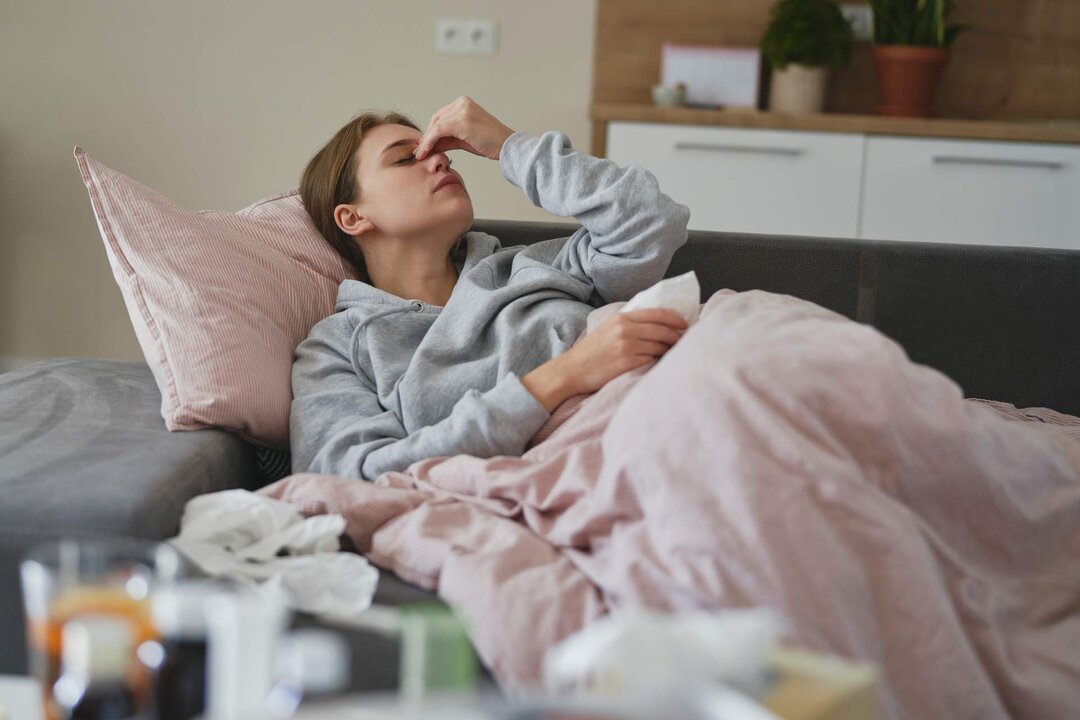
top-left (0, 0), bottom-right (597, 369)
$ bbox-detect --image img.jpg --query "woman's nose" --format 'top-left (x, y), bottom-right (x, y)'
top-left (426, 152), bottom-right (450, 172)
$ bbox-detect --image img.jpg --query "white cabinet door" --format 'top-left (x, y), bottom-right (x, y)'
top-left (860, 136), bottom-right (1080, 249)
top-left (606, 122), bottom-right (864, 238)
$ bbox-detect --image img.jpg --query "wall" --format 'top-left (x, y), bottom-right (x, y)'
top-left (594, 0), bottom-right (1080, 120)
top-left (0, 0), bottom-right (597, 369)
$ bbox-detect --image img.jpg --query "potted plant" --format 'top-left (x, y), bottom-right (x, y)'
top-left (760, 0), bottom-right (854, 114)
top-left (868, 0), bottom-right (970, 117)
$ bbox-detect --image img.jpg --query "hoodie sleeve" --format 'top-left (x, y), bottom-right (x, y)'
top-left (289, 322), bottom-right (551, 482)
top-left (499, 129), bottom-right (692, 304)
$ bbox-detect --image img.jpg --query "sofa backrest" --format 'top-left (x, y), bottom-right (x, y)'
top-left (472, 220), bottom-right (1080, 417)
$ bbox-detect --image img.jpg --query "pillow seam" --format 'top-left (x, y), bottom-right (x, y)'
top-left (79, 154), bottom-right (184, 418)
top-left (238, 189), bottom-right (300, 217)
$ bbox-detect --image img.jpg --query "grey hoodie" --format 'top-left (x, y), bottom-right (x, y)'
top-left (290, 129), bottom-right (691, 481)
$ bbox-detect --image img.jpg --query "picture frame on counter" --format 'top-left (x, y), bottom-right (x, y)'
top-left (660, 43), bottom-right (762, 109)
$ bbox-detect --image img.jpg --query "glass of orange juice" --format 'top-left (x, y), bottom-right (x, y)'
top-left (20, 537), bottom-right (186, 720)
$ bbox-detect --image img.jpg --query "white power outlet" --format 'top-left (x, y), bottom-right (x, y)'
top-left (840, 4), bottom-right (874, 42)
top-left (435, 19), bottom-right (497, 55)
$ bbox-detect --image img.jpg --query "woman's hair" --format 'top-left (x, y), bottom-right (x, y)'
top-left (299, 110), bottom-right (421, 282)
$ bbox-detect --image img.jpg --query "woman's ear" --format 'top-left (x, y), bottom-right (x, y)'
top-left (334, 203), bottom-right (375, 238)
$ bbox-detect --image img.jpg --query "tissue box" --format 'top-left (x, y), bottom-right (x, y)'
top-left (763, 647), bottom-right (879, 720)
top-left (660, 43), bottom-right (761, 109)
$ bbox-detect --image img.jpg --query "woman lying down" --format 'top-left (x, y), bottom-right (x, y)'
top-left (290, 96), bottom-right (691, 480)
top-left (283, 97), bottom-right (1080, 719)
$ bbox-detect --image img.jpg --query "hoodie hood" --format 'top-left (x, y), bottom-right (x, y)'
top-left (335, 231), bottom-right (501, 312)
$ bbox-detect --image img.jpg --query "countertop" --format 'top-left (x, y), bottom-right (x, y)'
top-left (591, 102), bottom-right (1080, 145)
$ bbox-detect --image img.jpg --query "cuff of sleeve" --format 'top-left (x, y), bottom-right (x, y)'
top-left (499, 129), bottom-right (535, 188)
top-left (486, 371), bottom-right (552, 446)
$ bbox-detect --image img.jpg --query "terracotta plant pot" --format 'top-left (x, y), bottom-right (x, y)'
top-left (872, 45), bottom-right (948, 118)
top-left (769, 64), bottom-right (828, 114)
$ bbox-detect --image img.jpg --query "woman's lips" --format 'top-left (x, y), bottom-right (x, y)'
top-left (435, 179), bottom-right (464, 192)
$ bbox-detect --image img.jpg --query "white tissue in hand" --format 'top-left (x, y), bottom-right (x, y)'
top-left (619, 271), bottom-right (701, 326)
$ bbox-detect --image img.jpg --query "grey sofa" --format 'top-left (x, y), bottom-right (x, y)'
top-left (3, 219), bottom-right (1079, 681)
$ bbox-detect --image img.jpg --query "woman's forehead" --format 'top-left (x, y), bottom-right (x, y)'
top-left (364, 125), bottom-right (422, 159)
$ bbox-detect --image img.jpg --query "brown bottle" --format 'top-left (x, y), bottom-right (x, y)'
top-left (141, 583), bottom-right (212, 720)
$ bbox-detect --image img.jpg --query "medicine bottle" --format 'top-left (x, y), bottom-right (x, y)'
top-left (53, 615), bottom-right (138, 720)
top-left (138, 583), bottom-right (214, 720)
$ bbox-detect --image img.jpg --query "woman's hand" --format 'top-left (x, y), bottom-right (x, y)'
top-left (558, 308), bottom-right (689, 395)
top-left (522, 309), bottom-right (689, 411)
top-left (412, 96), bottom-right (516, 162)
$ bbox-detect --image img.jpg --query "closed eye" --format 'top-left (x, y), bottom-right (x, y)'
top-left (395, 154), bottom-right (453, 167)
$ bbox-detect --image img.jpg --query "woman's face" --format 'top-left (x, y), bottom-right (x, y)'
top-left (342, 123), bottom-right (473, 243)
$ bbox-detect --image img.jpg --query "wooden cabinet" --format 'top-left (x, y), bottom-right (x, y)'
top-left (606, 121), bottom-right (1080, 249)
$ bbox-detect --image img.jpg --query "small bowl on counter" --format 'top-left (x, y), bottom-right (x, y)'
top-left (652, 82), bottom-right (687, 107)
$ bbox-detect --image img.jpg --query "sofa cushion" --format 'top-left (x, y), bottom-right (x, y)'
top-left (470, 220), bottom-right (863, 321)
top-left (865, 240), bottom-right (1080, 416)
top-left (0, 358), bottom-right (262, 542)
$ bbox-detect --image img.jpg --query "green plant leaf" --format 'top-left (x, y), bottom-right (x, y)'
top-left (761, 0), bottom-right (854, 68)
top-left (870, 0), bottom-right (970, 46)
top-left (870, 0), bottom-right (915, 44)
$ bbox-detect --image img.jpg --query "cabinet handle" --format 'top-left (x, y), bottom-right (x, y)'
top-left (674, 142), bottom-right (805, 157)
top-left (932, 155), bottom-right (1066, 171)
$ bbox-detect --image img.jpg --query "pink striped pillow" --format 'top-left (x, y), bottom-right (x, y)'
top-left (74, 146), bottom-right (356, 450)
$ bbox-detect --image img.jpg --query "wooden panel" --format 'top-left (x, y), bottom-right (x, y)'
top-left (934, 1), bottom-right (1080, 120)
top-left (592, 0), bottom-right (772, 107)
top-left (593, 0), bottom-right (1080, 121)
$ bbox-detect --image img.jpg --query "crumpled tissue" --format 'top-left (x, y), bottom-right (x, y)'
top-left (168, 489), bottom-right (379, 621)
top-left (543, 607), bottom-right (785, 718)
top-left (619, 270), bottom-right (702, 327)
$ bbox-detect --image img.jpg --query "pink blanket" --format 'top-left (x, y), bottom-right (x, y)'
top-left (262, 290), bottom-right (1080, 719)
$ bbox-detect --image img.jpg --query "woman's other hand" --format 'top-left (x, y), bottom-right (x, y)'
top-left (559, 308), bottom-right (689, 395)
top-left (522, 309), bottom-right (689, 411)
top-left (413, 96), bottom-right (516, 162)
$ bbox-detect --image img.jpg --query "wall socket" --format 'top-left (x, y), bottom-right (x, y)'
top-left (840, 4), bottom-right (874, 42)
top-left (435, 19), bottom-right (497, 55)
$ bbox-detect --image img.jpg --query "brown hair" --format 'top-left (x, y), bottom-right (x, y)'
top-left (299, 110), bottom-right (421, 283)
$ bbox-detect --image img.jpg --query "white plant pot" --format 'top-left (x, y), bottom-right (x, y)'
top-left (769, 64), bottom-right (828, 114)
